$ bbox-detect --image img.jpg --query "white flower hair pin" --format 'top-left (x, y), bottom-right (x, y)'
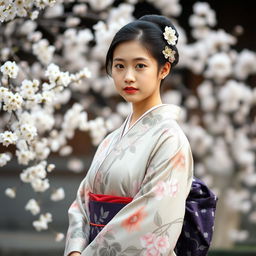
top-left (163, 26), bottom-right (178, 46)
top-left (162, 46), bottom-right (176, 63)
top-left (162, 26), bottom-right (178, 63)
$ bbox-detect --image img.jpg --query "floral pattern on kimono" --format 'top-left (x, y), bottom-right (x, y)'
top-left (64, 103), bottom-right (194, 256)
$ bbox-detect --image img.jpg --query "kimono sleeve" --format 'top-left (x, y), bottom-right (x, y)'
top-left (63, 175), bottom-right (90, 256)
top-left (64, 134), bottom-right (113, 256)
top-left (80, 130), bottom-right (194, 256)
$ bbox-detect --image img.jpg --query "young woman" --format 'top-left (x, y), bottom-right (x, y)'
top-left (64, 14), bottom-right (194, 256)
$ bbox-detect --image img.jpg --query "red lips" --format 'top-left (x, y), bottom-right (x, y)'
top-left (123, 86), bottom-right (139, 94)
top-left (124, 86), bottom-right (138, 90)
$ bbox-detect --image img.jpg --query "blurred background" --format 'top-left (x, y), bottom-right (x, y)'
top-left (0, 0), bottom-right (255, 255)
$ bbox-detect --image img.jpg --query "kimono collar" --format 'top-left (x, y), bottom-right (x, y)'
top-left (119, 103), bottom-right (182, 139)
top-left (160, 103), bottom-right (182, 121)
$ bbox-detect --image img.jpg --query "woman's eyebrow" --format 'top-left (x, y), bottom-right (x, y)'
top-left (113, 57), bottom-right (149, 62)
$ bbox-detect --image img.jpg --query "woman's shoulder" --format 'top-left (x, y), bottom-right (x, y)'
top-left (154, 116), bottom-right (191, 152)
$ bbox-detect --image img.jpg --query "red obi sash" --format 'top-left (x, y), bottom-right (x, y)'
top-left (88, 192), bottom-right (133, 204)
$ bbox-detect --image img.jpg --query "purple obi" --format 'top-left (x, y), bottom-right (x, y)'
top-left (88, 192), bottom-right (133, 243)
top-left (88, 176), bottom-right (218, 256)
top-left (174, 177), bottom-right (218, 256)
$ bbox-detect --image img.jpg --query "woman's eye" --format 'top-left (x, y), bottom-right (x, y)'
top-left (136, 63), bottom-right (146, 69)
top-left (114, 64), bottom-right (124, 69)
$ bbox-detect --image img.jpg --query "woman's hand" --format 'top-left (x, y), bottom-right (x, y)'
top-left (68, 252), bottom-right (81, 256)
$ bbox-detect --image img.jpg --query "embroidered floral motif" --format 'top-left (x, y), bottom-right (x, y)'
top-left (81, 187), bottom-right (90, 203)
top-left (89, 214), bottom-right (183, 255)
top-left (144, 245), bottom-right (160, 256)
top-left (121, 206), bottom-right (147, 232)
top-left (98, 138), bottom-right (110, 155)
top-left (140, 232), bottom-right (156, 247)
top-left (153, 178), bottom-right (179, 200)
top-left (140, 232), bottom-right (170, 255)
top-left (94, 224), bottom-right (115, 245)
top-left (154, 235), bottom-right (170, 253)
top-left (172, 150), bottom-right (185, 169)
top-left (142, 113), bottom-right (163, 126)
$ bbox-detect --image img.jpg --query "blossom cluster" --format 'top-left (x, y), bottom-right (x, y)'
top-left (147, 0), bottom-right (182, 16)
top-left (20, 161), bottom-right (50, 192)
top-left (33, 39), bottom-right (55, 65)
top-left (32, 212), bottom-right (52, 231)
top-left (92, 3), bottom-right (134, 62)
top-left (0, 0), bottom-right (56, 23)
top-left (140, 232), bottom-right (170, 255)
top-left (0, 61), bottom-right (19, 78)
top-left (0, 58), bottom-right (94, 240)
top-left (189, 2), bottom-right (216, 39)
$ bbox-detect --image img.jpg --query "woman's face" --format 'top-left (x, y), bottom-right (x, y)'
top-left (111, 40), bottom-right (169, 106)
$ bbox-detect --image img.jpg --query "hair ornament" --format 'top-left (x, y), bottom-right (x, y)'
top-left (163, 26), bottom-right (178, 46)
top-left (162, 26), bottom-right (177, 63)
top-left (162, 46), bottom-right (176, 63)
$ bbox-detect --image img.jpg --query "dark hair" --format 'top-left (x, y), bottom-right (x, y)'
top-left (105, 14), bottom-right (179, 76)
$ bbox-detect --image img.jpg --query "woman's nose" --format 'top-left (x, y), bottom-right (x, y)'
top-left (124, 68), bottom-right (135, 83)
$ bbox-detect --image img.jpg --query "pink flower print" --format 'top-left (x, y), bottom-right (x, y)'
top-left (144, 246), bottom-right (160, 256)
top-left (153, 181), bottom-right (168, 200)
top-left (154, 235), bottom-right (170, 253)
top-left (172, 150), bottom-right (185, 170)
top-left (167, 178), bottom-right (179, 197)
top-left (83, 187), bottom-right (90, 203)
top-left (98, 138), bottom-right (110, 155)
top-left (95, 171), bottom-right (103, 186)
top-left (78, 185), bottom-right (90, 203)
top-left (121, 206), bottom-right (147, 232)
top-left (140, 232), bottom-right (156, 248)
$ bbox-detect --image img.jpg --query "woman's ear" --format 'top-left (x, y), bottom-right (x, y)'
top-left (159, 62), bottom-right (171, 79)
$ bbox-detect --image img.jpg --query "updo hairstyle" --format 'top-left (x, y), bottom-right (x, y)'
top-left (105, 14), bottom-right (179, 76)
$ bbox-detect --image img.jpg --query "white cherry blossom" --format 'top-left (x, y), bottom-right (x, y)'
top-left (25, 199), bottom-right (40, 215)
top-left (0, 61), bottom-right (19, 78)
top-left (218, 80), bottom-right (252, 112)
top-left (16, 149), bottom-right (36, 165)
top-left (50, 187), bottom-right (65, 201)
top-left (47, 163), bottom-right (55, 172)
top-left (55, 232), bottom-right (65, 242)
top-left (0, 152), bottom-right (11, 166)
top-left (32, 39), bottom-right (55, 65)
top-left (32, 212), bottom-right (52, 231)
top-left (234, 49), bottom-right (256, 80)
top-left (67, 157), bottom-right (84, 173)
top-left (87, 0), bottom-right (114, 11)
top-left (5, 188), bottom-right (16, 198)
top-left (0, 131), bottom-right (18, 146)
top-left (147, 0), bottom-right (181, 16)
top-left (205, 52), bottom-right (232, 83)
top-left (2, 92), bottom-right (23, 112)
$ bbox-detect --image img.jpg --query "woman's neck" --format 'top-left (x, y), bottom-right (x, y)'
top-left (130, 98), bottom-right (162, 127)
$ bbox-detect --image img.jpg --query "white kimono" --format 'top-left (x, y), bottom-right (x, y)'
top-left (64, 103), bottom-right (194, 256)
